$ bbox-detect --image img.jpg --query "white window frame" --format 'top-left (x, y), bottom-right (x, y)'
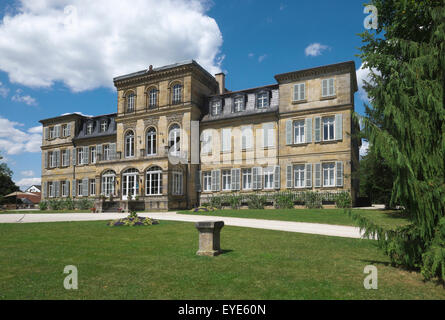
top-left (264, 167), bottom-right (274, 190)
top-left (263, 123), bottom-right (275, 148)
top-left (149, 89), bottom-right (157, 107)
top-left (90, 179), bottom-right (96, 196)
top-left (169, 125), bottom-right (181, 156)
top-left (90, 147), bottom-right (96, 164)
top-left (127, 93), bottom-right (135, 112)
top-left (77, 180), bottom-right (83, 197)
top-left (49, 152), bottom-right (56, 168)
top-left (322, 78), bottom-right (335, 97)
top-left (233, 97), bottom-right (244, 113)
top-left (61, 181), bottom-right (68, 197)
top-left (102, 171), bottom-right (115, 196)
top-left (293, 83), bottom-right (306, 101)
top-left (221, 128), bottom-right (231, 152)
top-left (211, 100), bottom-right (221, 116)
top-left (62, 124), bottom-right (69, 137)
top-left (293, 120), bottom-right (305, 144)
top-left (222, 170), bottom-right (232, 191)
top-left (323, 116), bottom-right (335, 141)
top-left (49, 127), bottom-right (56, 139)
top-left (257, 92), bottom-right (269, 109)
top-left (173, 84), bottom-right (182, 104)
top-left (242, 168), bottom-right (252, 190)
top-left (100, 120), bottom-right (108, 132)
top-left (241, 126), bottom-right (253, 150)
top-left (48, 182), bottom-right (54, 198)
top-left (87, 123), bottom-right (93, 135)
top-left (146, 128), bottom-right (157, 156)
top-left (146, 167), bottom-right (162, 196)
top-left (294, 164), bottom-right (305, 188)
top-left (172, 171), bottom-right (183, 195)
top-left (323, 163), bottom-right (336, 187)
top-left (77, 148), bottom-right (85, 165)
top-left (125, 131), bottom-right (135, 158)
top-left (62, 150), bottom-right (68, 167)
top-left (203, 171), bottom-right (212, 192)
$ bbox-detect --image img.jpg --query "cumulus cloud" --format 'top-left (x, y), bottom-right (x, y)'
top-left (11, 89), bottom-right (37, 106)
top-left (0, 81), bottom-right (9, 98)
top-left (61, 112), bottom-right (93, 117)
top-left (15, 177), bottom-right (41, 188)
top-left (0, 0), bottom-right (224, 92)
top-left (356, 63), bottom-right (380, 102)
top-left (0, 116), bottom-right (42, 155)
top-left (305, 43), bottom-right (330, 57)
top-left (20, 170), bottom-right (34, 177)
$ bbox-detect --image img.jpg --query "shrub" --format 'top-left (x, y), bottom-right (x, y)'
top-left (209, 196), bottom-right (222, 210)
top-left (246, 194), bottom-right (267, 210)
top-left (273, 193), bottom-right (294, 209)
top-left (76, 198), bottom-right (94, 210)
top-left (335, 192), bottom-right (352, 208)
top-left (63, 198), bottom-right (76, 210)
top-left (227, 195), bottom-right (242, 210)
top-left (304, 192), bottom-right (323, 209)
top-left (107, 211), bottom-right (159, 227)
top-left (39, 201), bottom-right (48, 211)
top-left (48, 199), bottom-right (64, 210)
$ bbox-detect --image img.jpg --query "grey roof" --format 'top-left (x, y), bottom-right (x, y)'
top-left (73, 113), bottom-right (117, 141)
top-left (113, 60), bottom-right (216, 83)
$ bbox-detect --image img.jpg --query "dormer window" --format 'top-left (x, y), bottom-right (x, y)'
top-left (86, 122), bottom-right (93, 135)
top-left (233, 96), bottom-right (245, 113)
top-left (211, 100), bottom-right (222, 116)
top-left (100, 120), bottom-right (108, 132)
top-left (256, 92), bottom-right (269, 109)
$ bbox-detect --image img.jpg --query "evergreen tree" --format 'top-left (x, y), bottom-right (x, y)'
top-left (353, 0), bottom-right (445, 281)
top-left (0, 153), bottom-right (20, 204)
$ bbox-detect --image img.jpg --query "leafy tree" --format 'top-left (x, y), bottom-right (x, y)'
top-left (352, 0), bottom-right (445, 281)
top-left (0, 153), bottom-right (20, 204)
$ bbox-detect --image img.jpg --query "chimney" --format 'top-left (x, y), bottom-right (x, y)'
top-left (215, 72), bottom-right (226, 94)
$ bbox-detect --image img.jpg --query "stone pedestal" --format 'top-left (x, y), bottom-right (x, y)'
top-left (195, 221), bottom-right (224, 256)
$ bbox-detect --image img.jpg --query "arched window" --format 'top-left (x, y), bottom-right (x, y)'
top-left (148, 88), bottom-right (158, 108)
top-left (122, 168), bottom-right (139, 200)
top-left (101, 170), bottom-right (116, 197)
top-left (146, 127), bottom-right (157, 156)
top-left (172, 84), bottom-right (182, 104)
top-left (127, 93), bottom-right (135, 113)
top-left (146, 166), bottom-right (162, 195)
top-left (125, 130), bottom-right (135, 158)
top-left (168, 124), bottom-right (180, 156)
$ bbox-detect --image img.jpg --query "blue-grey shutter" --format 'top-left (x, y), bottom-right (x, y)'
top-left (252, 167), bottom-right (258, 190)
top-left (55, 150), bottom-right (60, 167)
top-left (66, 180), bottom-right (70, 197)
top-left (286, 165), bottom-right (293, 189)
top-left (335, 114), bottom-right (343, 141)
top-left (55, 125), bottom-right (61, 138)
top-left (274, 165), bottom-right (281, 189)
top-left (293, 84), bottom-right (299, 101)
top-left (314, 163), bottom-right (321, 188)
top-left (195, 170), bottom-right (202, 192)
top-left (314, 117), bottom-right (321, 142)
top-left (110, 143), bottom-right (116, 160)
top-left (253, 167), bottom-right (262, 190)
top-left (322, 79), bottom-right (328, 97)
top-left (305, 118), bottom-right (312, 143)
top-left (67, 123), bottom-right (71, 137)
top-left (84, 147), bottom-right (89, 164)
top-left (329, 78), bottom-right (335, 96)
top-left (72, 180), bottom-right (76, 197)
top-left (336, 161), bottom-right (344, 187)
top-left (72, 148), bottom-right (77, 165)
top-left (44, 127), bottom-right (49, 140)
top-left (66, 149), bottom-right (71, 167)
top-left (97, 144), bottom-right (102, 161)
top-left (44, 152), bottom-right (48, 169)
top-left (55, 181), bottom-right (60, 198)
top-left (286, 120), bottom-right (293, 145)
top-left (305, 164), bottom-right (313, 188)
top-left (215, 169), bottom-right (220, 191)
top-left (82, 179), bottom-right (88, 196)
top-left (300, 83), bottom-right (305, 100)
top-left (231, 168), bottom-right (240, 191)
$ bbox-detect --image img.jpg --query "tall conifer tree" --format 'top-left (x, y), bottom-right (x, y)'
top-left (354, 0), bottom-right (445, 281)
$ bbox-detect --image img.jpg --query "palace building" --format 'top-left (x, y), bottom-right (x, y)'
top-left (40, 60), bottom-right (360, 211)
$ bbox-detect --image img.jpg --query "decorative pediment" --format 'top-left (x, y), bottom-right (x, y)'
top-left (144, 116), bottom-right (160, 127)
top-left (167, 113), bottom-right (184, 125)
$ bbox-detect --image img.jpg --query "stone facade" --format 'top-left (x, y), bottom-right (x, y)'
top-left (40, 60), bottom-right (360, 211)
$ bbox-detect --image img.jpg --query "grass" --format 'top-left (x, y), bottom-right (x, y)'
top-left (0, 220), bottom-right (443, 300)
top-left (180, 209), bottom-right (410, 229)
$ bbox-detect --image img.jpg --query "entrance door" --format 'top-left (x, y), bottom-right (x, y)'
top-left (122, 169), bottom-right (138, 200)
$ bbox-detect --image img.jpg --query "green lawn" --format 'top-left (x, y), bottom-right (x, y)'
top-left (0, 220), bottom-right (443, 300)
top-left (180, 209), bottom-right (410, 229)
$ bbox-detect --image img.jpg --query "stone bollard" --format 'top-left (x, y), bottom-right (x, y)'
top-left (195, 221), bottom-right (224, 256)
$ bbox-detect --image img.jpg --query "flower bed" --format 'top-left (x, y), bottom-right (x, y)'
top-left (190, 207), bottom-right (217, 213)
top-left (107, 212), bottom-right (159, 227)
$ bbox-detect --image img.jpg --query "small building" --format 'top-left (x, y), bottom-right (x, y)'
top-left (25, 185), bottom-right (41, 193)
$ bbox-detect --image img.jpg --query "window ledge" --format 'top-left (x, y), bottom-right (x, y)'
top-left (317, 140), bottom-right (340, 145)
top-left (320, 95), bottom-right (336, 101)
top-left (292, 99), bottom-right (307, 105)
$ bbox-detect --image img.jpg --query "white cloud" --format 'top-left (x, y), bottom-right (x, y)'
top-left (360, 140), bottom-right (369, 157)
top-left (0, 0), bottom-right (223, 92)
top-left (15, 177), bottom-right (41, 188)
top-left (28, 125), bottom-right (42, 134)
top-left (258, 54), bottom-right (267, 63)
top-left (61, 112), bottom-right (93, 117)
top-left (305, 43), bottom-right (330, 57)
top-left (0, 116), bottom-right (42, 155)
top-left (21, 170), bottom-right (34, 177)
top-left (248, 53), bottom-right (254, 58)
top-left (11, 89), bottom-right (37, 106)
top-left (0, 81), bottom-right (9, 98)
top-left (356, 63), bottom-right (380, 102)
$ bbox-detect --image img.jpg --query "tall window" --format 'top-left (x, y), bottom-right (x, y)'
top-left (233, 96), bottom-right (244, 112)
top-left (203, 172), bottom-right (212, 192)
top-left (100, 120), bottom-right (108, 132)
top-left (62, 181), bottom-right (68, 197)
top-left (90, 179), bottom-right (96, 196)
top-left (172, 171), bottom-right (183, 195)
top-left (222, 170), bottom-right (231, 191)
top-left (201, 130), bottom-right (212, 154)
top-left (323, 117), bottom-right (335, 141)
top-left (294, 165), bottom-right (305, 188)
top-left (241, 126), bottom-right (253, 150)
top-left (125, 131), bottom-right (135, 158)
top-left (148, 89), bottom-right (158, 108)
top-left (146, 166), bottom-right (162, 195)
top-left (242, 168), bottom-right (252, 190)
top-left (49, 151), bottom-right (56, 168)
top-left (87, 123), bottom-right (93, 135)
top-left (322, 78), bottom-right (335, 97)
top-left (294, 120), bottom-right (305, 144)
top-left (323, 163), bottom-right (335, 187)
top-left (77, 148), bottom-right (86, 165)
top-left (127, 93), bottom-right (135, 112)
top-left (49, 127), bottom-right (56, 139)
top-left (146, 127), bottom-right (157, 156)
top-left (62, 124), bottom-right (69, 137)
top-left (62, 150), bottom-right (69, 167)
top-left (172, 84), bottom-right (182, 104)
top-left (293, 83), bottom-right (306, 101)
top-left (48, 182), bottom-right (54, 198)
top-left (169, 124), bottom-right (180, 156)
top-left (264, 167), bottom-right (274, 190)
top-left (102, 170), bottom-right (116, 196)
top-left (257, 92), bottom-right (269, 109)
top-left (103, 144), bottom-right (110, 161)
top-left (211, 100), bottom-right (221, 115)
top-left (90, 146), bottom-right (96, 164)
top-left (77, 180), bottom-right (84, 197)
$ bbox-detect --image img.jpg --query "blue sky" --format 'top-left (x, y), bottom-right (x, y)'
top-left (0, 0), bottom-right (370, 189)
